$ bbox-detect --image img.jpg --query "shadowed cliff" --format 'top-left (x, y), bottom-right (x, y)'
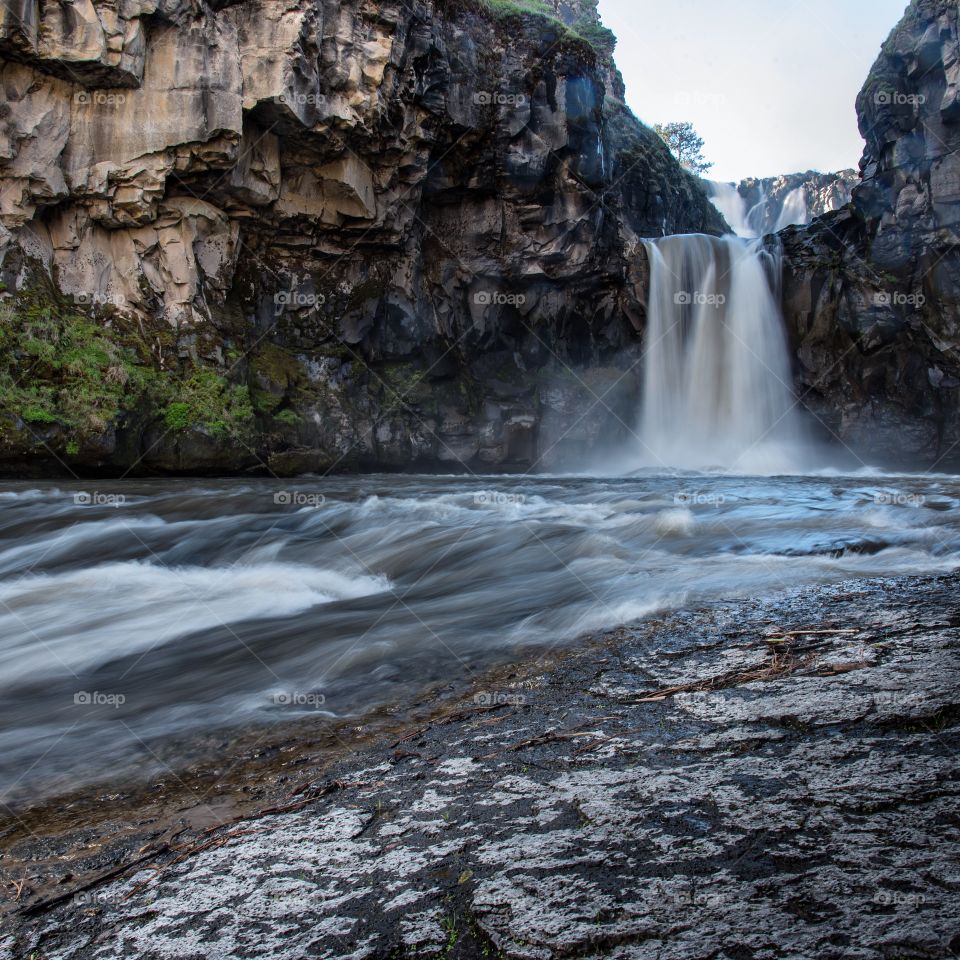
top-left (0, 0), bottom-right (724, 476)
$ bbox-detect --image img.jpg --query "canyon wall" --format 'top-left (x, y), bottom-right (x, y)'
top-left (0, 0), bottom-right (724, 475)
top-left (2, 0), bottom-right (956, 475)
top-left (781, 0), bottom-right (960, 468)
top-left (741, 170), bottom-right (857, 231)
top-left (710, 170), bottom-right (857, 237)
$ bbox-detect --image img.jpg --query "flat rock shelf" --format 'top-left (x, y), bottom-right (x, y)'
top-left (4, 572), bottom-right (960, 960)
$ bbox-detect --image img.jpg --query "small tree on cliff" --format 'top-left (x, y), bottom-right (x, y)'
top-left (654, 122), bottom-right (713, 175)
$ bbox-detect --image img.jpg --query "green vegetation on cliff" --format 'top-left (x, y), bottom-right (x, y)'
top-left (480, 0), bottom-right (555, 15)
top-left (0, 301), bottom-right (155, 447)
top-left (162, 370), bottom-right (254, 441)
top-left (0, 299), bottom-right (254, 458)
top-left (477, 0), bottom-right (616, 56)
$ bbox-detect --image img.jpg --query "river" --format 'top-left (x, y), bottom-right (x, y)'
top-left (0, 470), bottom-right (957, 804)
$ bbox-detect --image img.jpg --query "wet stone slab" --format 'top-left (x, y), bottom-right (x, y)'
top-left (6, 572), bottom-right (960, 960)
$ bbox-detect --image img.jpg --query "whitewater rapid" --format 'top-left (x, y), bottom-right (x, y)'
top-left (0, 474), bottom-right (957, 802)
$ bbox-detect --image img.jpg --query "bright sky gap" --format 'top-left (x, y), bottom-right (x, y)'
top-left (598, 0), bottom-right (911, 182)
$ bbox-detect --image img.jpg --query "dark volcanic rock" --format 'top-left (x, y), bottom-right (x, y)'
top-left (5, 572), bottom-right (959, 959)
top-left (780, 0), bottom-right (960, 469)
top-left (710, 169), bottom-right (857, 235)
top-left (743, 170), bottom-right (857, 227)
top-left (0, 0), bottom-right (724, 476)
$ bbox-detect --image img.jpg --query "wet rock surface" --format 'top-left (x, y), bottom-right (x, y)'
top-left (5, 571), bottom-right (959, 959)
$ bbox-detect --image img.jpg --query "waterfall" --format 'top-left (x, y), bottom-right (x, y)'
top-left (638, 234), bottom-right (806, 473)
top-left (707, 181), bottom-right (811, 238)
top-left (706, 182), bottom-right (756, 238)
top-left (773, 187), bottom-right (810, 231)
top-left (706, 182), bottom-right (771, 238)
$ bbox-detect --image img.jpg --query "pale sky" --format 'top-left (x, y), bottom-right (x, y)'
top-left (596, 0), bottom-right (910, 182)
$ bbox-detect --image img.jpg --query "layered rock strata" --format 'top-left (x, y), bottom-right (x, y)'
top-left (0, 0), bottom-right (723, 475)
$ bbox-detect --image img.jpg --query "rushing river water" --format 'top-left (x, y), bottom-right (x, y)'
top-left (0, 471), bottom-right (958, 804)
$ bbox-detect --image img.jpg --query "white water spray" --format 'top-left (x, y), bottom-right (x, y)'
top-left (707, 182), bottom-right (811, 238)
top-left (773, 187), bottom-right (810, 231)
top-left (707, 181), bottom-right (759, 237)
top-left (638, 234), bottom-right (806, 473)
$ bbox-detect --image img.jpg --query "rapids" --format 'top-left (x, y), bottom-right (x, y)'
top-left (0, 473), bottom-right (957, 803)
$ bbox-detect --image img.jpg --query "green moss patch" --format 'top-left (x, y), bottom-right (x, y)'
top-left (476, 0), bottom-right (615, 56)
top-left (0, 301), bottom-right (158, 444)
top-left (0, 298), bottom-right (256, 456)
top-left (161, 369), bottom-right (254, 441)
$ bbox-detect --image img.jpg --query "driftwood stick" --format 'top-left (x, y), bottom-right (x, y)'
top-left (20, 845), bottom-right (171, 917)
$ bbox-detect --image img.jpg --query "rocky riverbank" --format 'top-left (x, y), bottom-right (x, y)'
top-left (3, 570), bottom-right (959, 959)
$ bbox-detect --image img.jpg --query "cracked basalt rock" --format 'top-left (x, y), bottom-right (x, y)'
top-left (780, 0), bottom-right (960, 469)
top-left (5, 571), bottom-right (959, 959)
top-left (0, 0), bottom-right (725, 475)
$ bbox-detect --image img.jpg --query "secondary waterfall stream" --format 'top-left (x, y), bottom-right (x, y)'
top-left (707, 182), bottom-right (811, 238)
top-left (639, 234), bottom-right (805, 473)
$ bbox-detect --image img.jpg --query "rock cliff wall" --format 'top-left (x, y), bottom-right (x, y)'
top-left (781, 0), bottom-right (960, 469)
top-left (709, 170), bottom-right (856, 237)
top-left (742, 170), bottom-right (856, 231)
top-left (0, 0), bottom-right (724, 475)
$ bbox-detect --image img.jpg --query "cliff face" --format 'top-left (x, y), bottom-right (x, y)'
top-left (742, 170), bottom-right (856, 231)
top-left (0, 0), bottom-right (724, 476)
top-left (709, 171), bottom-right (856, 238)
top-left (781, 0), bottom-right (960, 468)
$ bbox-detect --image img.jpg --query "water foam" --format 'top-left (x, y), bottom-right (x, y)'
top-left (0, 561), bottom-right (390, 681)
